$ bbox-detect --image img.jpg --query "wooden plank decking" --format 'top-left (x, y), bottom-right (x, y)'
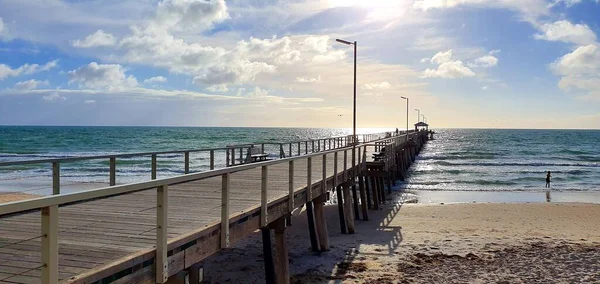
top-left (0, 154), bottom-right (351, 283)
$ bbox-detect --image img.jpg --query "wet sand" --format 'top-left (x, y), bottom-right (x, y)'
top-left (200, 193), bottom-right (600, 283)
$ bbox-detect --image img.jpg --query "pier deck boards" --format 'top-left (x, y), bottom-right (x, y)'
top-left (0, 154), bottom-right (350, 283)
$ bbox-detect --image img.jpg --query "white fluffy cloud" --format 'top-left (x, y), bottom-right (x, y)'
top-left (68, 62), bottom-right (138, 90)
top-left (43, 92), bottom-right (66, 101)
top-left (14, 79), bottom-right (48, 90)
top-left (296, 75), bottom-right (321, 83)
top-left (551, 44), bottom-right (600, 98)
top-left (535, 20), bottom-right (597, 45)
top-left (0, 60), bottom-right (58, 80)
top-left (422, 49), bottom-right (476, 78)
top-left (143, 76), bottom-right (167, 84)
top-left (362, 81), bottom-right (392, 90)
top-left (430, 49), bottom-right (453, 64)
top-left (469, 54), bottom-right (498, 68)
top-left (151, 0), bottom-right (229, 33)
top-left (72, 30), bottom-right (117, 48)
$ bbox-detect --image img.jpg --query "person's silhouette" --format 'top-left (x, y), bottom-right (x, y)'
top-left (545, 171), bottom-right (551, 188)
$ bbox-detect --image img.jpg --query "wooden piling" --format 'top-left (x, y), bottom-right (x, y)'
top-left (305, 201), bottom-right (320, 252)
top-left (342, 184), bottom-right (355, 234)
top-left (273, 218), bottom-right (290, 284)
top-left (313, 194), bottom-right (329, 251)
top-left (336, 185), bottom-right (347, 234)
top-left (358, 175), bottom-right (369, 221)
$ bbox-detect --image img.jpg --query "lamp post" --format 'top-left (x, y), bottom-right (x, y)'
top-left (421, 114), bottom-right (425, 123)
top-left (415, 109), bottom-right (420, 123)
top-left (336, 38), bottom-right (357, 193)
top-left (401, 96), bottom-right (409, 138)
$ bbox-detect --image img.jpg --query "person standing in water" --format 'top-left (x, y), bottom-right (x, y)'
top-left (545, 171), bottom-right (551, 188)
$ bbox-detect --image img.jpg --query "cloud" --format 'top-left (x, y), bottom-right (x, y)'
top-left (43, 92), bottom-right (66, 101)
top-left (84, 99), bottom-right (96, 104)
top-left (0, 60), bottom-right (58, 80)
top-left (205, 84), bottom-right (229, 92)
top-left (312, 50), bottom-right (346, 64)
top-left (72, 30), bottom-right (117, 48)
top-left (150, 0), bottom-right (229, 33)
top-left (422, 61), bottom-right (476, 78)
top-left (534, 20), bottom-right (597, 45)
top-left (14, 79), bottom-right (48, 90)
top-left (143, 76), bottom-right (167, 84)
top-left (362, 81), bottom-right (392, 90)
top-left (430, 49), bottom-right (453, 64)
top-left (482, 85), bottom-right (489, 90)
top-left (296, 75), bottom-right (321, 83)
top-left (421, 49), bottom-right (475, 78)
top-left (469, 54), bottom-right (498, 68)
top-left (0, 17), bottom-right (6, 39)
top-left (551, 44), bottom-right (600, 98)
top-left (67, 62), bottom-right (138, 90)
top-left (412, 0), bottom-right (550, 21)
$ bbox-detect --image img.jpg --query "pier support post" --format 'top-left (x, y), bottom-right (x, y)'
top-left (261, 228), bottom-right (276, 284)
top-left (364, 173), bottom-right (372, 210)
top-left (313, 194), bottom-right (330, 251)
top-left (342, 184), bottom-right (355, 234)
top-left (273, 218), bottom-right (290, 284)
top-left (378, 177), bottom-right (385, 203)
top-left (187, 264), bottom-right (203, 284)
top-left (358, 175), bottom-right (369, 221)
top-left (370, 176), bottom-right (380, 210)
top-left (335, 185), bottom-right (347, 234)
top-left (305, 201), bottom-right (320, 252)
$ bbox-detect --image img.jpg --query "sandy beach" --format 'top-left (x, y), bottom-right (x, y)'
top-left (201, 195), bottom-right (600, 283)
top-left (0, 192), bottom-right (39, 203)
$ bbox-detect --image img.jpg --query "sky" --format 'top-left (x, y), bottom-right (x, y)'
top-left (0, 0), bottom-right (599, 129)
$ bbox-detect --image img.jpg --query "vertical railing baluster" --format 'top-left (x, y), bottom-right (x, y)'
top-left (226, 149), bottom-right (230, 167)
top-left (261, 166), bottom-right (268, 227)
top-left (307, 157), bottom-right (312, 201)
top-left (232, 148), bottom-right (236, 166)
top-left (311, 140), bottom-right (315, 153)
top-left (152, 154), bottom-right (157, 180)
top-left (305, 141), bottom-right (308, 155)
top-left (184, 151), bottom-right (190, 174)
top-left (221, 173), bottom-right (230, 248)
top-left (297, 142), bottom-right (301, 156)
top-left (52, 162), bottom-right (60, 195)
top-left (343, 150), bottom-right (348, 181)
top-left (289, 143), bottom-right (292, 157)
top-left (210, 150), bottom-right (215, 170)
top-left (239, 147), bottom-right (243, 164)
top-left (109, 157), bottom-right (116, 186)
top-left (156, 185), bottom-right (168, 283)
top-left (41, 205), bottom-right (58, 284)
top-left (322, 154), bottom-right (327, 194)
top-left (334, 151), bottom-right (338, 186)
top-left (289, 160), bottom-right (294, 212)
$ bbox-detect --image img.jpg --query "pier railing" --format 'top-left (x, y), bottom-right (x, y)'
top-left (0, 132), bottom-right (420, 284)
top-left (0, 131), bottom-right (412, 195)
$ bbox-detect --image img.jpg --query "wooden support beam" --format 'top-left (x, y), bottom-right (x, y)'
top-left (184, 152), bottom-right (190, 174)
top-left (152, 154), bottom-right (157, 180)
top-left (313, 194), bottom-right (329, 251)
top-left (364, 173), bottom-right (372, 210)
top-left (370, 176), bottom-right (379, 210)
top-left (352, 183), bottom-right (360, 221)
top-left (261, 228), bottom-right (276, 284)
top-left (358, 176), bottom-right (368, 221)
top-left (261, 166), bottom-right (268, 227)
top-left (305, 201), bottom-right (320, 252)
top-left (187, 264), bottom-right (203, 284)
top-left (210, 150), bottom-right (215, 170)
top-left (378, 177), bottom-right (385, 203)
top-left (273, 218), bottom-right (290, 284)
top-left (52, 162), bottom-right (60, 195)
top-left (156, 185), bottom-right (168, 283)
top-left (342, 184), bottom-right (355, 234)
top-left (109, 157), bottom-right (116, 186)
top-left (41, 205), bottom-right (58, 284)
top-left (221, 173), bottom-right (230, 248)
top-left (336, 185), bottom-right (347, 234)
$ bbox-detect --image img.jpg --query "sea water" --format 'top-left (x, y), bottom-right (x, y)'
top-left (407, 129), bottom-right (600, 192)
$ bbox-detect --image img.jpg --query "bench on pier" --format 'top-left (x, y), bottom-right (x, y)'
top-left (372, 147), bottom-right (386, 161)
top-left (247, 146), bottom-right (269, 163)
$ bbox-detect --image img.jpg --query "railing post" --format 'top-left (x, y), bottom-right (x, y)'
top-left (261, 143), bottom-right (265, 154)
top-left (184, 151), bottom-right (190, 174)
top-left (226, 149), bottom-right (230, 167)
top-left (232, 148), bottom-right (236, 166)
top-left (280, 144), bottom-right (285, 158)
top-left (297, 142), bottom-right (301, 156)
top-left (289, 161), bottom-right (294, 212)
top-left (311, 140), bottom-right (315, 153)
top-left (239, 147), bottom-right (243, 164)
top-left (41, 205), bottom-right (58, 284)
top-left (152, 154), bottom-right (157, 180)
top-left (261, 166), bottom-right (268, 227)
top-left (289, 143), bottom-right (292, 157)
top-left (307, 157), bottom-right (312, 201)
top-left (329, 139), bottom-right (331, 150)
top-left (52, 162), bottom-right (60, 195)
top-left (221, 173), bottom-right (230, 248)
top-left (334, 152), bottom-right (338, 186)
top-left (156, 185), bottom-right (168, 283)
top-left (343, 150), bottom-right (348, 181)
top-left (109, 157), bottom-right (116, 186)
top-left (305, 141), bottom-right (308, 155)
top-left (210, 150), bottom-right (215, 170)
top-left (322, 154), bottom-right (327, 194)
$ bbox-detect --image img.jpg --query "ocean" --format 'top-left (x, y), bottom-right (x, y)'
top-left (1, 127), bottom-right (599, 194)
top-left (407, 129), bottom-right (600, 192)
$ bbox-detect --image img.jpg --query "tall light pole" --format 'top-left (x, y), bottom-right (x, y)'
top-left (336, 38), bottom-right (357, 195)
top-left (415, 109), bottom-right (420, 123)
top-left (401, 96), bottom-right (409, 137)
top-left (421, 114), bottom-right (425, 123)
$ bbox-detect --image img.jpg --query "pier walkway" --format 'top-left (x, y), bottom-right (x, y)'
top-left (0, 131), bottom-right (429, 284)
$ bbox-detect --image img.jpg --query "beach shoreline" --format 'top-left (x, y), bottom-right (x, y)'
top-left (200, 196), bottom-right (600, 283)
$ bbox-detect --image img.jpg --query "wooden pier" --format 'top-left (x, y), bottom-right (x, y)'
top-left (0, 131), bottom-right (429, 284)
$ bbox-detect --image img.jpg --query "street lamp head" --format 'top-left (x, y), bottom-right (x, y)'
top-left (401, 96), bottom-right (408, 100)
top-left (415, 108), bottom-right (419, 111)
top-left (336, 38), bottom-right (353, 45)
